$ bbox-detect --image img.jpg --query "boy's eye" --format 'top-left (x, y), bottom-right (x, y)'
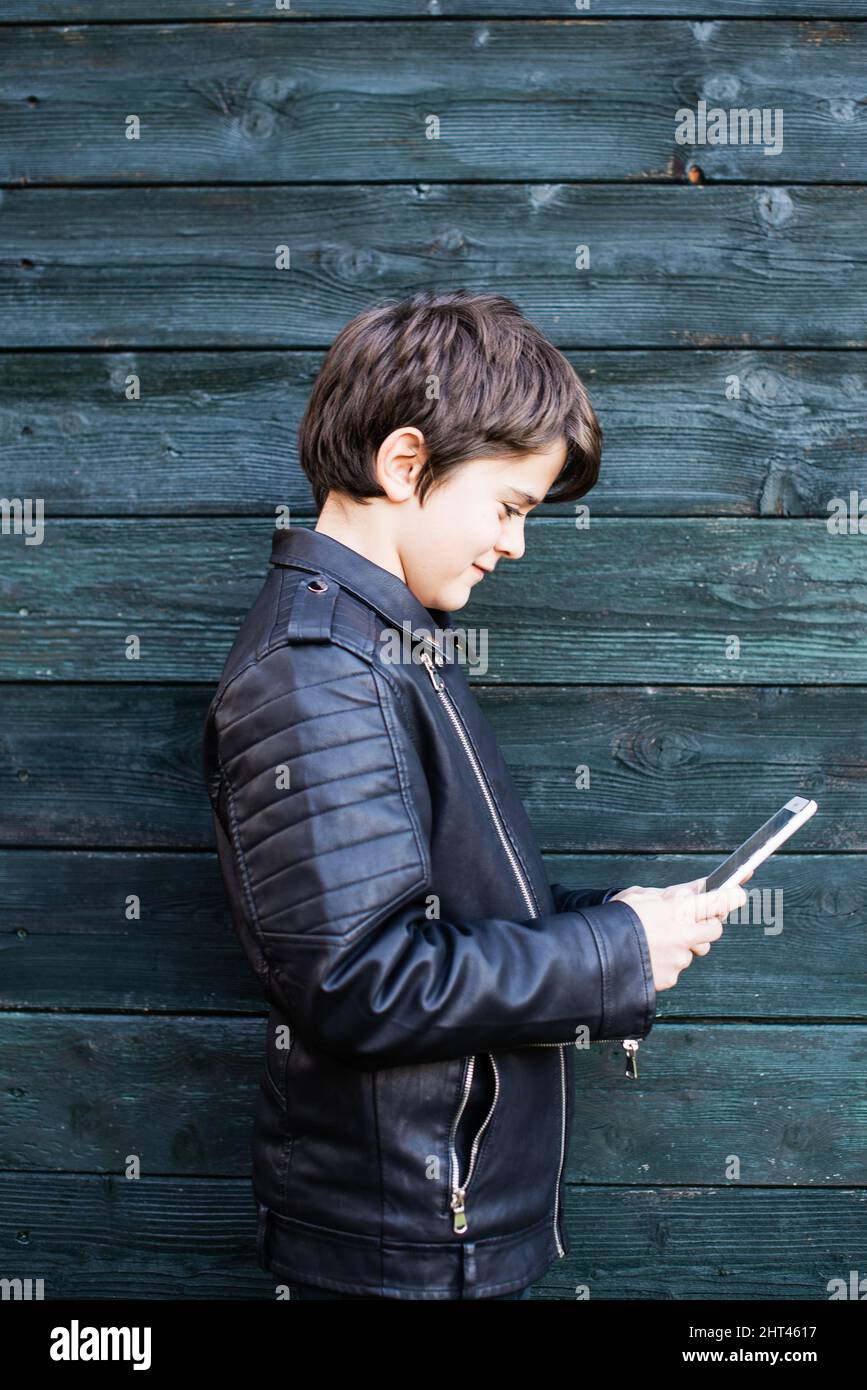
top-left (501, 504), bottom-right (521, 520)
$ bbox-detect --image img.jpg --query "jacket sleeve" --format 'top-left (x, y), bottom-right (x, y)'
top-left (549, 883), bottom-right (623, 911)
top-left (205, 643), bottom-right (656, 1071)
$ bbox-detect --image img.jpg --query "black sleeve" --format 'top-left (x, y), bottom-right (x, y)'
top-left (206, 644), bottom-right (656, 1070)
top-left (549, 883), bottom-right (623, 911)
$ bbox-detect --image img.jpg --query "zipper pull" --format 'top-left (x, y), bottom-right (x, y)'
top-left (451, 1189), bottom-right (468, 1234)
top-left (419, 649), bottom-right (444, 691)
top-left (623, 1039), bottom-right (640, 1079)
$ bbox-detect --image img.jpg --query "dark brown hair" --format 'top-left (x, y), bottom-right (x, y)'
top-left (297, 288), bottom-right (602, 512)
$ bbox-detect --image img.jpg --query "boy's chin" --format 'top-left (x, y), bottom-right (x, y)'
top-left (434, 577), bottom-right (475, 612)
top-left (411, 571), bottom-right (476, 614)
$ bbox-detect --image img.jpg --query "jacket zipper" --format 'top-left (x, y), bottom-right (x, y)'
top-left (419, 650), bottom-right (642, 1080)
top-left (525, 1036), bottom-right (640, 1079)
top-left (447, 1053), bottom-right (501, 1234)
top-left (419, 647), bottom-right (582, 1255)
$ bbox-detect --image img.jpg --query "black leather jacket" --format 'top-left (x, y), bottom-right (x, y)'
top-left (202, 524), bottom-right (656, 1299)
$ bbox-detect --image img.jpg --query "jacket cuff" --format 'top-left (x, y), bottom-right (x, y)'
top-left (550, 881), bottom-right (617, 912)
top-left (581, 900), bottom-right (656, 1039)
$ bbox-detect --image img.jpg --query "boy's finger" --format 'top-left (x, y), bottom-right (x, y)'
top-left (716, 884), bottom-right (747, 916)
top-left (696, 884), bottom-right (746, 919)
top-left (666, 876), bottom-right (705, 900)
top-left (687, 915), bottom-right (725, 947)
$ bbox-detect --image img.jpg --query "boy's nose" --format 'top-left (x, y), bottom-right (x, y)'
top-left (497, 535), bottom-right (525, 561)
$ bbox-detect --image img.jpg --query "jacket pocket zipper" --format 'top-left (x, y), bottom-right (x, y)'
top-left (447, 1053), bottom-right (500, 1234)
top-left (420, 648), bottom-right (575, 1253)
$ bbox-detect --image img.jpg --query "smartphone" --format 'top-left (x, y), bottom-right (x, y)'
top-left (703, 796), bottom-right (818, 893)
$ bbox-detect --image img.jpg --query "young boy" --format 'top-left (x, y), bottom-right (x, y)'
top-left (202, 289), bottom-right (746, 1300)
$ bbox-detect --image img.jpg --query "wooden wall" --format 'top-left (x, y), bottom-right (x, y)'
top-left (1, 1), bottom-right (865, 1300)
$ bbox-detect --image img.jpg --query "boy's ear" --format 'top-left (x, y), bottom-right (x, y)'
top-left (373, 428), bottom-right (429, 501)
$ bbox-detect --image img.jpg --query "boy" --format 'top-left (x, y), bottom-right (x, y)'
top-left (201, 289), bottom-right (745, 1300)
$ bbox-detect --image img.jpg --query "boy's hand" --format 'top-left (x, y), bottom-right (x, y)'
top-left (639, 867), bottom-right (754, 898)
top-left (609, 880), bottom-right (749, 992)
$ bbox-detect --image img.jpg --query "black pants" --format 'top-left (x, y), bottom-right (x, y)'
top-left (289, 1280), bottom-right (533, 1301)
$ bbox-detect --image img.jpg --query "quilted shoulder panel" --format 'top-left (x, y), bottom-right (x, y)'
top-left (214, 641), bottom-right (429, 942)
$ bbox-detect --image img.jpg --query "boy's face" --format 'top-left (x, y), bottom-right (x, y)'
top-left (397, 438), bottom-right (569, 612)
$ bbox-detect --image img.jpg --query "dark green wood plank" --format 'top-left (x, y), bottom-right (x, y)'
top-left (2, 851), bottom-right (863, 1018)
top-left (4, 349), bottom-right (866, 518)
top-left (0, 1013), bottom-right (263, 1173)
top-left (2, 185), bottom-right (865, 347)
top-left (486, 683), bottom-right (865, 849)
top-left (1, 1016), bottom-right (865, 1184)
top-left (555, 1185), bottom-right (867, 1300)
top-left (0, 684), bottom-right (862, 849)
top-left (1, 1172), bottom-right (862, 1300)
top-left (5, 4), bottom-right (866, 24)
top-left (569, 1023), bottom-right (867, 1188)
top-left (0, 1172), bottom-right (273, 1299)
top-left (2, 519), bottom-right (863, 681)
top-left (2, 21), bottom-right (862, 183)
top-left (0, 850), bottom-right (260, 1012)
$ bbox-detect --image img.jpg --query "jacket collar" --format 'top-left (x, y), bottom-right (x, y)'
top-left (269, 524), bottom-right (454, 661)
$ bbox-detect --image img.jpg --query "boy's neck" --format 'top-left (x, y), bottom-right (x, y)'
top-left (314, 499), bottom-right (406, 586)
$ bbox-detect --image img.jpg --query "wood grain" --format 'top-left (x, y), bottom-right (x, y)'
top-left (2, 185), bottom-right (866, 347)
top-left (1, 20), bottom-right (863, 183)
top-left (3, 350), bottom-right (865, 517)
